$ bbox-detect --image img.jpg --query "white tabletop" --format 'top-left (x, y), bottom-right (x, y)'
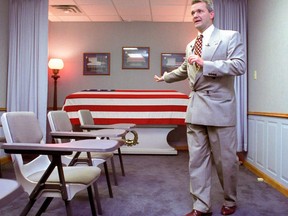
top-left (0, 139), bottom-right (122, 153)
top-left (50, 129), bottom-right (126, 139)
top-left (81, 123), bottom-right (135, 130)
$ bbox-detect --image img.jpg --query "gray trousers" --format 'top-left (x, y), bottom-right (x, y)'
top-left (186, 123), bottom-right (239, 212)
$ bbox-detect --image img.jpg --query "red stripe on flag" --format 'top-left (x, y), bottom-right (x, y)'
top-left (63, 105), bottom-right (187, 112)
top-left (70, 118), bottom-right (185, 125)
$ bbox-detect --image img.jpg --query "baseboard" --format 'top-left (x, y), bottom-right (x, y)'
top-left (243, 160), bottom-right (288, 197)
top-left (175, 146), bottom-right (188, 151)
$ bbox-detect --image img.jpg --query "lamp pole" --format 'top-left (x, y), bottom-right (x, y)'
top-left (52, 69), bottom-right (60, 110)
top-left (48, 58), bottom-right (64, 111)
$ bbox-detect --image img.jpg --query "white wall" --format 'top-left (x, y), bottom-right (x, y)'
top-left (48, 22), bottom-right (197, 108)
top-left (248, 0), bottom-right (288, 113)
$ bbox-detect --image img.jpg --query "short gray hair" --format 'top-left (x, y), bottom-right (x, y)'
top-left (191, 0), bottom-right (214, 12)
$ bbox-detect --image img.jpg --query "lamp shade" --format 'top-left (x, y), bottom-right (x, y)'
top-left (48, 58), bottom-right (64, 70)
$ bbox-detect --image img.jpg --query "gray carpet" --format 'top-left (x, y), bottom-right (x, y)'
top-left (1, 151), bottom-right (287, 216)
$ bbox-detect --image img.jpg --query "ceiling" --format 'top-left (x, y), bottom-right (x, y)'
top-left (48, 0), bottom-right (193, 23)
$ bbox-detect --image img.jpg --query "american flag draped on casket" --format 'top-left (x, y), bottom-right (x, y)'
top-left (62, 89), bottom-right (189, 125)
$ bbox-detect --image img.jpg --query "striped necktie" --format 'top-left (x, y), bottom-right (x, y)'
top-left (194, 34), bottom-right (203, 70)
top-left (194, 34), bottom-right (203, 57)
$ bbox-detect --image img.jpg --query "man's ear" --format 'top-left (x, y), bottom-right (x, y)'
top-left (210, 11), bottom-right (215, 20)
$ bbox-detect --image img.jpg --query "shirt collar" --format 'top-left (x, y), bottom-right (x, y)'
top-left (199, 24), bottom-right (214, 45)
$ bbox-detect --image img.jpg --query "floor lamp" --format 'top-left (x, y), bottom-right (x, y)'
top-left (48, 58), bottom-right (64, 110)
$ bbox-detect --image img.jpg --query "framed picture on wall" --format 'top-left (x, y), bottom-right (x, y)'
top-left (161, 53), bottom-right (185, 75)
top-left (83, 53), bottom-right (110, 75)
top-left (122, 47), bottom-right (150, 69)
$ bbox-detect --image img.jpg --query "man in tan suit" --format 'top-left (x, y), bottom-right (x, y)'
top-left (154, 0), bottom-right (246, 215)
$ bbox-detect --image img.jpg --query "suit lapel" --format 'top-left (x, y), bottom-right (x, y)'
top-left (193, 28), bottom-right (221, 85)
top-left (202, 28), bottom-right (221, 61)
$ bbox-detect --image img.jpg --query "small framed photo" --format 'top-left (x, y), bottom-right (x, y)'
top-left (122, 47), bottom-right (150, 69)
top-left (161, 53), bottom-right (185, 75)
top-left (83, 53), bottom-right (110, 75)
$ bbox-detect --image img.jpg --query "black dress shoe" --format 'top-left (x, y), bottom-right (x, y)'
top-left (221, 206), bottom-right (236, 215)
top-left (185, 209), bottom-right (212, 216)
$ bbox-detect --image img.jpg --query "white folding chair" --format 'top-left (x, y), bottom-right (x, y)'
top-left (1, 112), bottom-right (102, 216)
top-left (47, 110), bottom-right (126, 198)
top-left (78, 109), bottom-right (138, 176)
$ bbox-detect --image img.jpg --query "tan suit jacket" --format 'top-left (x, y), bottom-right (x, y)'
top-left (164, 28), bottom-right (246, 126)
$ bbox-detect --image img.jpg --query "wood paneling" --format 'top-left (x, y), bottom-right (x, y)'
top-left (247, 115), bottom-right (288, 193)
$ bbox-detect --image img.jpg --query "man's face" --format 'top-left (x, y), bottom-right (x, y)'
top-left (191, 2), bottom-right (214, 33)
